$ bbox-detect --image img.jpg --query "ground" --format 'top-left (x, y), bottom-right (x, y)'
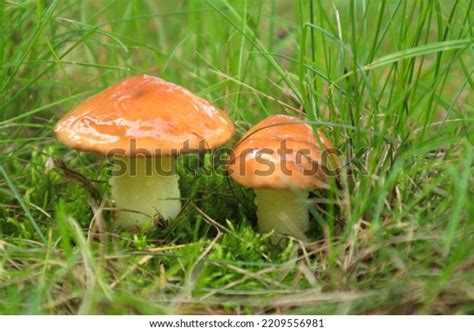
top-left (0, 0), bottom-right (473, 314)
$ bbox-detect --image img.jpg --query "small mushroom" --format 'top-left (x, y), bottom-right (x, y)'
top-left (227, 115), bottom-right (336, 241)
top-left (54, 74), bottom-right (234, 231)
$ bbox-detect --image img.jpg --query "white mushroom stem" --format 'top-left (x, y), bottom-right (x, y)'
top-left (110, 156), bottom-right (181, 231)
top-left (254, 189), bottom-right (310, 241)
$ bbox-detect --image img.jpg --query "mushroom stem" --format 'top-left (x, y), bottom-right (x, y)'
top-left (254, 189), bottom-right (309, 241)
top-left (110, 156), bottom-right (181, 231)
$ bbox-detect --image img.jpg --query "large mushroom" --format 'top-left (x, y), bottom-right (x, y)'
top-left (54, 74), bottom-right (234, 231)
top-left (227, 115), bottom-right (336, 241)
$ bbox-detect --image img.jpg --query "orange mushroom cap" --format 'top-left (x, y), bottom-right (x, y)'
top-left (227, 115), bottom-right (336, 190)
top-left (54, 74), bottom-right (234, 156)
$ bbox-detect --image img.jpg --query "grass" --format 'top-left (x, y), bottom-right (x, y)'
top-left (0, 0), bottom-right (473, 314)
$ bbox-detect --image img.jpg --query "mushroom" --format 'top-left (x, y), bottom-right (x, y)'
top-left (227, 115), bottom-right (336, 241)
top-left (54, 74), bottom-right (234, 231)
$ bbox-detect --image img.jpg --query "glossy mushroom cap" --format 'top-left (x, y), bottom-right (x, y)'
top-left (54, 74), bottom-right (234, 156)
top-left (228, 115), bottom-right (336, 190)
